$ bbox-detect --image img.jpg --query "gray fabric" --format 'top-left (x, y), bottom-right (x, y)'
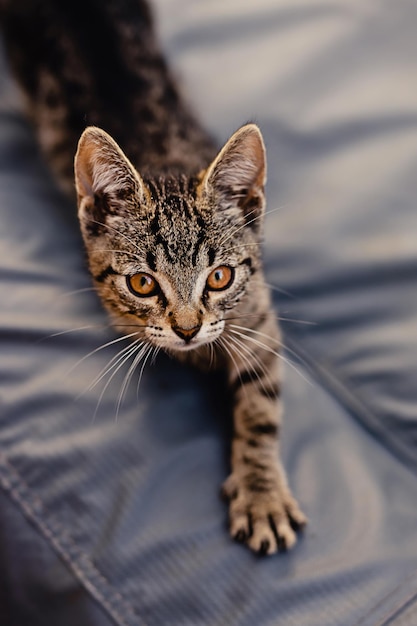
top-left (1, 0), bottom-right (417, 624)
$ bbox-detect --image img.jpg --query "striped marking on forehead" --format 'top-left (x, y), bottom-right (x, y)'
top-left (145, 175), bottom-right (197, 220)
top-left (145, 175), bottom-right (210, 266)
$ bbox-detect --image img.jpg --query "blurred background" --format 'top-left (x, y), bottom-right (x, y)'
top-left (1, 1), bottom-right (417, 624)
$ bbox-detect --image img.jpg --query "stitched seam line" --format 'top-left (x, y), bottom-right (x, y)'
top-left (284, 332), bottom-right (417, 476)
top-left (283, 332), bottom-right (417, 625)
top-left (353, 569), bottom-right (417, 626)
top-left (0, 454), bottom-right (146, 626)
top-left (375, 591), bottom-right (417, 626)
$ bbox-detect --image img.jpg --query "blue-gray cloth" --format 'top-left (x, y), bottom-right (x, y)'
top-left (1, 1), bottom-right (417, 624)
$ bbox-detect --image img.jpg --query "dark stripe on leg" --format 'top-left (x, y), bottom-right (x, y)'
top-left (231, 366), bottom-right (264, 393)
top-left (248, 422), bottom-right (279, 437)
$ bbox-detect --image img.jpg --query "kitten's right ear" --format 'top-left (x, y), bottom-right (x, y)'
top-left (201, 124), bottom-right (267, 225)
top-left (74, 126), bottom-right (147, 223)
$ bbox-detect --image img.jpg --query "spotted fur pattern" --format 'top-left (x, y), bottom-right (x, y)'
top-left (1, 0), bottom-right (306, 555)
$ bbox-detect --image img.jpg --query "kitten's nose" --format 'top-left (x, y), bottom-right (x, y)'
top-left (172, 324), bottom-right (201, 343)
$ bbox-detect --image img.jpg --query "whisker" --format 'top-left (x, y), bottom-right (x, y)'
top-left (91, 340), bottom-right (145, 422)
top-left (228, 323), bottom-right (282, 346)
top-left (150, 346), bottom-right (161, 366)
top-left (116, 343), bottom-right (150, 421)
top-left (217, 335), bottom-right (249, 402)
top-left (224, 312), bottom-right (316, 326)
top-left (92, 248), bottom-right (140, 256)
top-left (85, 217), bottom-right (142, 254)
top-left (39, 322), bottom-right (151, 345)
top-left (221, 242), bottom-right (263, 254)
top-left (226, 333), bottom-right (277, 399)
top-left (83, 338), bottom-right (144, 396)
top-left (209, 341), bottom-right (216, 369)
top-left (66, 330), bottom-right (143, 376)
top-left (274, 316), bottom-right (317, 326)
top-left (59, 287), bottom-right (99, 298)
top-left (227, 327), bottom-right (313, 386)
top-left (135, 344), bottom-right (154, 402)
top-left (264, 283), bottom-right (296, 299)
top-left (38, 324), bottom-right (106, 342)
top-left (112, 323), bottom-right (151, 331)
top-left (228, 323), bottom-right (314, 368)
top-left (218, 204), bottom-right (288, 248)
top-left (251, 278), bottom-right (296, 299)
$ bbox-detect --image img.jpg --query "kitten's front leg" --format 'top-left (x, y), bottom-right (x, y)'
top-left (222, 315), bottom-right (307, 555)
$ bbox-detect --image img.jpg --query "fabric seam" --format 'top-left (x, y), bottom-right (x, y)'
top-left (0, 453), bottom-right (146, 626)
top-left (284, 332), bottom-right (417, 625)
top-left (284, 331), bottom-right (417, 477)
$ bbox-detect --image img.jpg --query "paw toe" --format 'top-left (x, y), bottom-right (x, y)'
top-left (230, 511), bottom-right (252, 543)
top-left (248, 520), bottom-right (277, 555)
top-left (285, 500), bottom-right (308, 531)
top-left (276, 520), bottom-right (297, 550)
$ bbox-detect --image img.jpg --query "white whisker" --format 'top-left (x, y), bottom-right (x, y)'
top-left (150, 346), bottom-right (161, 366)
top-left (251, 278), bottom-right (296, 299)
top-left (207, 342), bottom-right (213, 368)
top-left (227, 327), bottom-right (312, 386)
top-left (83, 338), bottom-right (144, 396)
top-left (226, 333), bottom-right (277, 398)
top-left (135, 344), bottom-right (154, 401)
top-left (91, 340), bottom-right (145, 423)
top-left (217, 336), bottom-right (249, 402)
top-left (67, 330), bottom-right (143, 376)
top-left (228, 323), bottom-right (313, 368)
top-left (218, 204), bottom-right (288, 248)
top-left (86, 217), bottom-right (142, 254)
top-left (224, 311), bottom-right (315, 326)
top-left (116, 343), bottom-right (150, 421)
top-left (39, 324), bottom-right (103, 342)
top-left (221, 242), bottom-right (263, 254)
top-left (93, 248), bottom-right (140, 256)
top-left (59, 287), bottom-right (99, 298)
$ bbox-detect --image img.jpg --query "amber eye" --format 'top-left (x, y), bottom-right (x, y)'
top-left (127, 273), bottom-right (160, 297)
top-left (206, 265), bottom-right (234, 291)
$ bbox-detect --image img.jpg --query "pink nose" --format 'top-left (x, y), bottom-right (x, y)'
top-left (172, 325), bottom-right (201, 343)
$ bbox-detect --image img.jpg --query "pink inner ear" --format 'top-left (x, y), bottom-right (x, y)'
top-left (75, 126), bottom-right (146, 205)
top-left (202, 125), bottom-right (266, 225)
top-left (204, 124), bottom-right (266, 200)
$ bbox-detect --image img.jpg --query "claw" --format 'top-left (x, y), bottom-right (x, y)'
top-left (288, 513), bottom-right (307, 532)
top-left (234, 528), bottom-right (247, 543)
top-left (258, 539), bottom-right (270, 556)
top-left (277, 535), bottom-right (287, 552)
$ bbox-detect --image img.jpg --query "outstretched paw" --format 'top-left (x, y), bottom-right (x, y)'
top-left (222, 472), bottom-right (307, 556)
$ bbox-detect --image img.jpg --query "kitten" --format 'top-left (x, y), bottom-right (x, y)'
top-left (0, 0), bottom-right (306, 555)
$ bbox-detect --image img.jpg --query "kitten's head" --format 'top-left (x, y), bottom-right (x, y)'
top-left (74, 124), bottom-right (266, 353)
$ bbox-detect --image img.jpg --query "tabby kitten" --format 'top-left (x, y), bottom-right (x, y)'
top-left (0, 0), bottom-right (306, 555)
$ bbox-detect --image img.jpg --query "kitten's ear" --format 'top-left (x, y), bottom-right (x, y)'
top-left (202, 124), bottom-right (267, 224)
top-left (74, 126), bottom-right (147, 223)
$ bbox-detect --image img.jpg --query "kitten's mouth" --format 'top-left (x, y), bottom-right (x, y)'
top-left (146, 322), bottom-right (224, 352)
top-left (148, 335), bottom-right (212, 353)
top-left (173, 338), bottom-right (205, 352)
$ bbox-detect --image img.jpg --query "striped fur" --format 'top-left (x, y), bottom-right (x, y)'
top-left (1, 0), bottom-right (306, 555)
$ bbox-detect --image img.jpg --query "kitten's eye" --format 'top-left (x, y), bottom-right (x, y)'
top-left (127, 273), bottom-right (160, 297)
top-left (206, 265), bottom-right (234, 291)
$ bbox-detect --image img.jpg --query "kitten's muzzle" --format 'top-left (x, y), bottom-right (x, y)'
top-left (172, 324), bottom-right (201, 344)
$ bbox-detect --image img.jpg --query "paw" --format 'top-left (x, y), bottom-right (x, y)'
top-left (222, 472), bottom-right (307, 556)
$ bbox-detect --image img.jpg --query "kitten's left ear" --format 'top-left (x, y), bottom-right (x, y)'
top-left (74, 126), bottom-right (147, 223)
top-left (202, 124), bottom-right (267, 224)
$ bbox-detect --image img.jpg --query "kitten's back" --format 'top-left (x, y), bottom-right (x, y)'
top-left (0, 0), bottom-right (216, 193)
